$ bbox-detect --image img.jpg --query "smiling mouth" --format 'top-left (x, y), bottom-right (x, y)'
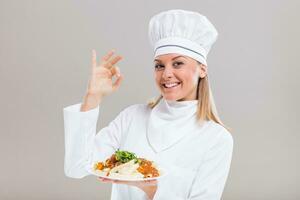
top-left (162, 82), bottom-right (181, 89)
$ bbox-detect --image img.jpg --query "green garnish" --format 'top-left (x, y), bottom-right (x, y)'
top-left (115, 149), bottom-right (138, 163)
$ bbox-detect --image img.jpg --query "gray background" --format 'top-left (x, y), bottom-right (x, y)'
top-left (0, 0), bottom-right (299, 199)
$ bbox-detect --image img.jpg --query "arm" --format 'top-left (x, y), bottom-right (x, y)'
top-left (63, 103), bottom-right (100, 178)
top-left (152, 131), bottom-right (233, 200)
top-left (188, 132), bottom-right (233, 200)
top-left (63, 102), bottom-right (131, 178)
top-left (63, 49), bottom-right (123, 178)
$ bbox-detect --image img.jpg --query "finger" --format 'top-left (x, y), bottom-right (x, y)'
top-left (109, 55), bottom-right (123, 66)
top-left (100, 49), bottom-right (115, 64)
top-left (111, 66), bottom-right (121, 77)
top-left (92, 49), bottom-right (97, 69)
top-left (112, 180), bottom-right (125, 184)
top-left (144, 180), bottom-right (157, 185)
top-left (98, 177), bottom-right (113, 183)
top-left (112, 74), bottom-right (123, 91)
top-left (103, 55), bottom-right (122, 69)
top-left (116, 67), bottom-right (121, 78)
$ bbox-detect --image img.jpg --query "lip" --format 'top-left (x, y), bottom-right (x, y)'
top-left (161, 82), bottom-right (181, 90)
top-left (161, 81), bottom-right (181, 85)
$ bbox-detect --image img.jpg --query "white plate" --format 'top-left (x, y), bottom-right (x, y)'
top-left (87, 166), bottom-right (167, 182)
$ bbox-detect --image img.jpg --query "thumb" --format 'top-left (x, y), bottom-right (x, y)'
top-left (112, 74), bottom-right (123, 91)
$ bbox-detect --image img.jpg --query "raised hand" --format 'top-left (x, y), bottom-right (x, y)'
top-left (80, 49), bottom-right (123, 111)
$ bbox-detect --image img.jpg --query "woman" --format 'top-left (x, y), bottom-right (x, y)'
top-left (64, 9), bottom-right (233, 200)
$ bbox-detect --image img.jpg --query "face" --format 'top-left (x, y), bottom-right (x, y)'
top-left (154, 53), bottom-right (207, 101)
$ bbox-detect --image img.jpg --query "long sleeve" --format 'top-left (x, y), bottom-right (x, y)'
top-left (188, 131), bottom-right (233, 200)
top-left (153, 130), bottom-right (234, 200)
top-left (63, 103), bottom-right (132, 179)
top-left (63, 103), bottom-right (100, 178)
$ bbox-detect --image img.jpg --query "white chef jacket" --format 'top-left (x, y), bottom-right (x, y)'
top-left (63, 98), bottom-right (233, 200)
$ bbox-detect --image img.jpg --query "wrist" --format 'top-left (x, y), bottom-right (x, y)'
top-left (80, 93), bottom-right (103, 111)
top-left (142, 185), bottom-right (157, 200)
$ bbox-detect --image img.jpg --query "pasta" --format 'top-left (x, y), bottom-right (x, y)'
top-left (93, 150), bottom-right (160, 179)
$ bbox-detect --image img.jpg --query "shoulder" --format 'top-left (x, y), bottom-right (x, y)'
top-left (205, 121), bottom-right (234, 149)
top-left (121, 103), bottom-right (150, 114)
top-left (117, 103), bottom-right (151, 120)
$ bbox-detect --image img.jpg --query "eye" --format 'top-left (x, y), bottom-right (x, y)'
top-left (154, 64), bottom-right (164, 71)
top-left (173, 61), bottom-right (184, 68)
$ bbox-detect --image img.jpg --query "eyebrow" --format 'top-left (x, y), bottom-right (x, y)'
top-left (154, 55), bottom-right (186, 62)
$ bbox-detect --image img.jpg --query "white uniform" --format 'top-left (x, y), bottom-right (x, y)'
top-left (63, 99), bottom-right (233, 200)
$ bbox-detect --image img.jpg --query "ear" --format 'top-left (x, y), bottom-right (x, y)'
top-left (198, 63), bottom-right (207, 78)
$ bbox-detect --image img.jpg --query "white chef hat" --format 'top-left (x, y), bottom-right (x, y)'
top-left (148, 9), bottom-right (218, 66)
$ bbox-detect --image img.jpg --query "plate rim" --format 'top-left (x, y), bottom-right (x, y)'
top-left (87, 167), bottom-right (167, 182)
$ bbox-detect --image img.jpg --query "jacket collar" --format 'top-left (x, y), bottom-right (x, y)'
top-left (147, 98), bottom-right (200, 153)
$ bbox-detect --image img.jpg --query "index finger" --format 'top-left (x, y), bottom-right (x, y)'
top-left (105, 55), bottom-right (123, 68)
top-left (100, 49), bottom-right (115, 64)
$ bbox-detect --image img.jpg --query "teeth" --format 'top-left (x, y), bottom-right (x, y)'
top-left (164, 82), bottom-right (180, 88)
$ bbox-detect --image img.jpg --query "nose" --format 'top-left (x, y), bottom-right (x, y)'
top-left (162, 65), bottom-right (174, 79)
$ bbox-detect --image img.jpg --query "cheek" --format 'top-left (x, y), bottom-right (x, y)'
top-left (192, 72), bottom-right (199, 84)
top-left (190, 68), bottom-right (200, 83)
top-left (154, 72), bottom-right (161, 84)
top-left (181, 71), bottom-right (198, 85)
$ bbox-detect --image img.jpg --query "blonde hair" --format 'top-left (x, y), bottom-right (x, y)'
top-left (148, 65), bottom-right (229, 130)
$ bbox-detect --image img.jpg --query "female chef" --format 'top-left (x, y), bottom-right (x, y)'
top-left (63, 9), bottom-right (233, 200)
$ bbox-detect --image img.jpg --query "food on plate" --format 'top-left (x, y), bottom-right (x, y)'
top-left (93, 150), bottom-right (160, 179)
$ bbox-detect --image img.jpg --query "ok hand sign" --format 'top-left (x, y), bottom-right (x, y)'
top-left (81, 49), bottom-right (123, 111)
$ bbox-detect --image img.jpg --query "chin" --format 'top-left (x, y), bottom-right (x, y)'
top-left (162, 94), bottom-right (181, 101)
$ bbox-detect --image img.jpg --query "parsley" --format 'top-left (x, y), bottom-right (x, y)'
top-left (115, 149), bottom-right (138, 163)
